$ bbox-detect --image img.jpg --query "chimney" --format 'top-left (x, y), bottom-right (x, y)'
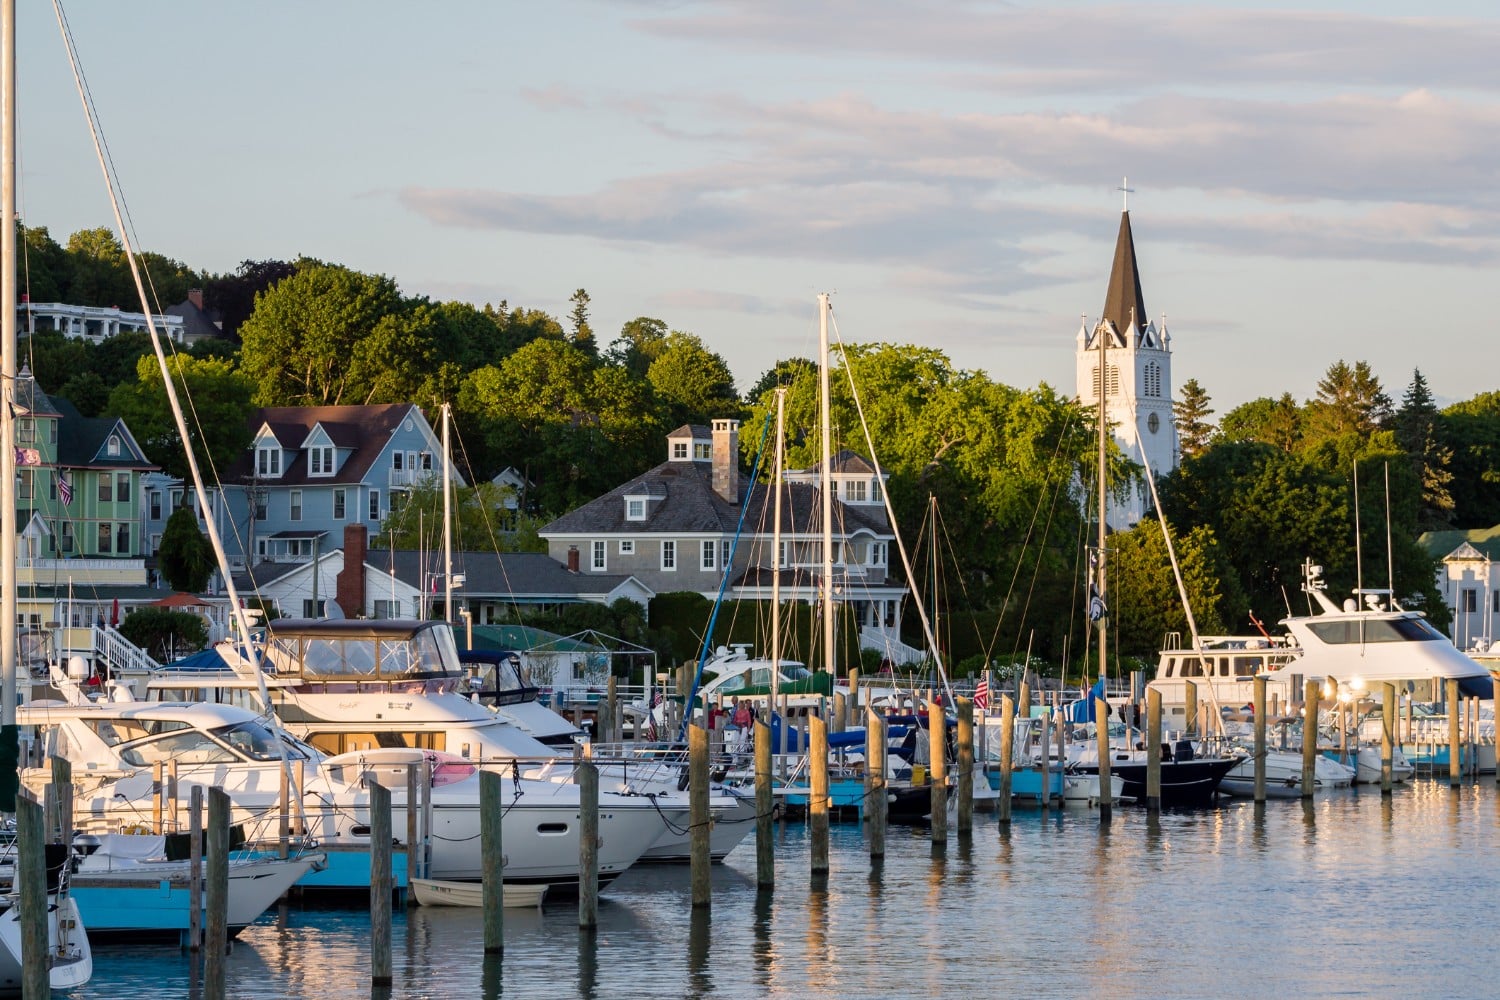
top-left (567, 545), bottom-right (580, 573)
top-left (712, 419), bottom-right (740, 502)
top-left (188, 288), bottom-right (204, 310)
top-left (336, 524), bottom-right (368, 617)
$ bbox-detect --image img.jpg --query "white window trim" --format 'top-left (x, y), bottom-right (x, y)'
top-left (619, 539), bottom-right (635, 555)
top-left (290, 490), bottom-right (303, 522)
top-left (701, 540), bottom-right (716, 571)
top-left (309, 445), bottom-right (335, 477)
top-left (625, 497), bottom-right (646, 521)
top-left (592, 540), bottom-right (607, 572)
top-left (333, 487), bottom-right (347, 521)
top-left (661, 539), bottom-right (677, 571)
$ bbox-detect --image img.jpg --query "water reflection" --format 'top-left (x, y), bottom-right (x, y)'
top-left (687, 909), bottom-right (712, 997)
top-left (751, 893), bottom-right (773, 990)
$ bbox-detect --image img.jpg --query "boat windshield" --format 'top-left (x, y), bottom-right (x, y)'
top-left (278, 625), bottom-right (461, 679)
top-left (117, 719), bottom-right (292, 767)
top-left (1306, 617), bottom-right (1445, 645)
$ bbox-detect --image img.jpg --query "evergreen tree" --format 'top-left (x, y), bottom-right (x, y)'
top-left (1395, 369), bottom-right (1455, 529)
top-left (1172, 378), bottom-right (1215, 459)
top-left (158, 508), bottom-right (216, 592)
top-left (1305, 359), bottom-right (1392, 442)
top-left (568, 288), bottom-right (598, 360)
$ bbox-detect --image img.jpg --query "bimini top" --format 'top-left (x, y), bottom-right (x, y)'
top-left (267, 618), bottom-right (442, 641)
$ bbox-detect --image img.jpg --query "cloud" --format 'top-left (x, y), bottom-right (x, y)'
top-left (520, 84), bottom-right (588, 112)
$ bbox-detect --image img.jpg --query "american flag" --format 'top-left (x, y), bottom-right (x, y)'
top-left (644, 690), bottom-right (664, 741)
top-left (57, 470), bottom-right (73, 506)
top-left (973, 676), bottom-right (990, 712)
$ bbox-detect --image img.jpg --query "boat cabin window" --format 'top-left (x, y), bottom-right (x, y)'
top-left (121, 729), bottom-right (239, 767)
top-left (273, 626), bottom-right (459, 680)
top-left (1233, 656), bottom-right (1262, 678)
top-left (87, 718), bottom-right (191, 746)
top-left (306, 731), bottom-right (447, 756)
top-left (1307, 618), bottom-right (1444, 645)
top-left (1175, 657), bottom-right (1204, 678)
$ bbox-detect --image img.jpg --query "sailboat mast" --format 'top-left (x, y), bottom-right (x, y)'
top-left (819, 293), bottom-right (835, 677)
top-left (770, 388), bottom-right (785, 708)
top-left (1096, 322), bottom-right (1108, 690)
top-left (930, 494), bottom-right (939, 664)
top-left (1, 0), bottom-right (18, 775)
top-left (442, 402), bottom-right (453, 624)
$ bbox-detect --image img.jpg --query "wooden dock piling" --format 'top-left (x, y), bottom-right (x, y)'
top-left (1018, 681), bottom-right (1031, 719)
top-left (847, 668), bottom-right (861, 729)
top-left (207, 787), bottom-right (232, 998)
top-left (928, 700), bottom-right (947, 845)
top-left (18, 794), bottom-right (48, 1000)
top-left (188, 785), bottom-right (203, 952)
top-left (689, 724), bottom-right (712, 906)
top-left (1448, 678), bottom-right (1461, 787)
top-left (1185, 680), bottom-right (1198, 738)
top-left (1301, 679), bottom-right (1319, 799)
top-left (49, 755), bottom-right (72, 843)
top-left (1381, 683), bottom-right (1395, 795)
top-left (754, 715), bottom-right (773, 889)
top-left (1095, 694), bottom-right (1112, 823)
top-left (368, 780), bottom-right (393, 988)
top-left (956, 697), bottom-right (973, 836)
top-left (1038, 709), bottom-right (1051, 811)
top-left (579, 761), bottom-right (599, 929)
top-left (1253, 676), bottom-right (1267, 802)
top-left (866, 709), bottom-right (887, 859)
top-left (1146, 687), bottom-right (1162, 813)
top-left (810, 715), bottom-right (830, 874)
top-left (480, 770), bottom-right (504, 955)
top-left (153, 760), bottom-right (165, 834)
top-left (998, 695), bottom-right (1014, 825)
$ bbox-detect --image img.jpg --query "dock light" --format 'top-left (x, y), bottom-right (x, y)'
top-left (1322, 679), bottom-right (1337, 700)
top-left (1349, 676), bottom-right (1366, 694)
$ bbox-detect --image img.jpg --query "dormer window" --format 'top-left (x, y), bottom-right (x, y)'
top-left (626, 497), bottom-right (646, 521)
top-left (257, 446), bottom-right (282, 478)
top-left (106, 434), bottom-right (121, 457)
top-left (844, 479), bottom-right (867, 502)
top-left (309, 446), bottom-right (335, 476)
top-left (693, 442), bottom-right (711, 460)
top-left (672, 441), bottom-right (688, 460)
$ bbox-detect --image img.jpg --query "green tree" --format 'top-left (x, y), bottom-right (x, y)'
top-left (1443, 391), bottom-right (1500, 526)
top-left (107, 353), bottom-right (256, 480)
top-left (1394, 369), bottom-right (1454, 530)
top-left (203, 259), bottom-right (297, 338)
top-left (568, 288), bottom-right (598, 360)
top-left (1172, 378), bottom-right (1215, 459)
top-left (1107, 518), bottom-right (1247, 658)
top-left (118, 607), bottom-right (209, 662)
top-left (238, 260), bottom-right (412, 406)
top-left (603, 316), bottom-right (669, 376)
top-left (376, 482), bottom-right (546, 554)
top-left (16, 223), bottom-right (68, 302)
top-left (744, 358), bottom-right (816, 405)
top-left (63, 226), bottom-right (133, 306)
top-left (1304, 360), bottom-right (1392, 443)
top-left (158, 508), bottom-right (216, 592)
top-left (1218, 393), bottom-right (1302, 452)
top-left (646, 332), bottom-right (739, 426)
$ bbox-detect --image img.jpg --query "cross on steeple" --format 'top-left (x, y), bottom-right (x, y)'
top-left (1119, 176), bottom-right (1134, 212)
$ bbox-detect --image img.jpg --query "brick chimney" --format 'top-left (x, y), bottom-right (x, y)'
top-left (712, 419), bottom-right (740, 502)
top-left (188, 288), bottom-right (204, 310)
top-left (336, 524), bottom-right (368, 617)
top-left (567, 545), bottom-right (580, 573)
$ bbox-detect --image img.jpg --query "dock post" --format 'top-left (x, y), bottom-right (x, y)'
top-left (188, 785), bottom-right (203, 952)
top-left (1381, 683), bottom-right (1395, 794)
top-left (606, 674), bottom-right (619, 742)
top-left (1253, 676), bottom-right (1267, 803)
top-left (1095, 694), bottom-right (1112, 823)
top-left (578, 761), bottom-right (599, 929)
top-left (1448, 678), bottom-right (1461, 787)
top-left (848, 668), bottom-right (861, 729)
top-left (279, 763), bottom-right (291, 860)
top-left (755, 714), bottom-right (773, 890)
top-left (406, 763), bottom-right (420, 883)
top-left (1146, 687), bottom-right (1162, 813)
top-left (1185, 680), bottom-right (1198, 738)
top-left (778, 695), bottom-right (790, 777)
top-left (50, 755), bottom-right (73, 841)
top-left (368, 779), bottom-right (393, 988)
top-left (810, 715), bottom-right (830, 874)
top-left (957, 697), bottom-right (973, 837)
top-left (867, 708), bottom-right (887, 859)
top-left (480, 770), bottom-right (505, 954)
top-left (927, 700), bottom-right (947, 845)
top-left (1494, 678), bottom-right (1500, 787)
top-left (1039, 709), bottom-right (1051, 810)
top-left (1018, 680), bottom-right (1031, 719)
top-left (998, 695), bottom-right (1014, 824)
top-left (689, 723), bottom-right (712, 907)
top-left (1301, 679), bottom-right (1319, 799)
top-left (206, 787), bottom-right (232, 998)
top-left (18, 794), bottom-right (48, 1000)
top-left (832, 692), bottom-right (846, 735)
top-left (167, 759), bottom-right (179, 833)
top-left (153, 760), bottom-right (165, 834)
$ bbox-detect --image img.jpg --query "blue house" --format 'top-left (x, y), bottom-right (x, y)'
top-left (142, 403), bottom-right (464, 573)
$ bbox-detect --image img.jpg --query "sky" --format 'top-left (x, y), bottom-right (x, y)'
top-left (15, 1), bottom-right (1500, 413)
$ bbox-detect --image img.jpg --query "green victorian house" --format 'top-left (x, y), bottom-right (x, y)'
top-left (13, 367), bottom-right (176, 669)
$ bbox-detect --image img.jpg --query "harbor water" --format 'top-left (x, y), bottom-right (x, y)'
top-left (75, 777), bottom-right (1499, 999)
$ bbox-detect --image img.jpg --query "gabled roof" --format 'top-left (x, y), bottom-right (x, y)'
top-left (53, 398), bottom-right (155, 469)
top-left (224, 403), bottom-right (441, 487)
top-left (372, 548), bottom-right (639, 599)
top-left (1100, 210), bottom-right (1148, 343)
top-left (165, 295), bottom-right (224, 342)
top-left (793, 449), bottom-right (878, 476)
top-left (667, 424), bottom-right (711, 439)
top-left (540, 458), bottom-right (890, 537)
top-left (1420, 525), bottom-right (1500, 561)
top-left (12, 368), bottom-right (61, 419)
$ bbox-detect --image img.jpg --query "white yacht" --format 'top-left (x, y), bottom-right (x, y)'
top-left (16, 697), bottom-right (664, 890)
top-left (134, 619), bottom-right (753, 863)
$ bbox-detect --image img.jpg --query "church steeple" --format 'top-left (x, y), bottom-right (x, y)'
top-left (1100, 210), bottom-right (1147, 343)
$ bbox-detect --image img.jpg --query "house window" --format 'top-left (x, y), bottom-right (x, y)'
top-left (17, 470), bottom-right (32, 500)
top-left (374, 599), bottom-right (400, 619)
top-left (619, 540), bottom-right (635, 555)
top-left (98, 475), bottom-right (112, 503)
top-left (393, 452), bottom-right (404, 471)
top-left (661, 540), bottom-right (676, 571)
top-left (171, 488), bottom-right (185, 510)
top-left (290, 490), bottom-right (302, 522)
top-left (309, 446), bottom-right (334, 476)
top-left (98, 523), bottom-right (112, 554)
top-left (149, 533), bottom-right (161, 555)
top-left (592, 540), bottom-right (607, 571)
top-left (1494, 591), bottom-right (1500, 613)
top-left (257, 539), bottom-right (268, 557)
top-left (49, 422), bottom-right (57, 444)
top-left (257, 447), bottom-right (282, 477)
top-left (369, 490), bottom-right (380, 521)
top-left (60, 522), bottom-right (73, 553)
top-left (333, 488), bottom-right (347, 520)
top-left (721, 540), bottom-right (731, 569)
top-left (701, 540), bottom-right (716, 571)
top-left (693, 442), bottom-right (711, 460)
top-left (255, 491), bottom-right (268, 520)
top-left (116, 472), bottom-right (130, 502)
top-left (16, 418), bottom-right (33, 444)
top-left (870, 542), bottom-right (888, 567)
top-left (106, 434), bottom-right (120, 457)
top-left (420, 452), bottom-right (433, 472)
top-left (626, 498), bottom-right (646, 521)
top-left (1462, 590), bottom-right (1478, 613)
top-left (302, 599), bottom-right (327, 618)
top-left (845, 480), bottom-right (867, 502)
top-left (777, 540), bottom-right (787, 568)
top-left (116, 523), bottom-right (130, 553)
top-left (149, 490), bottom-right (162, 520)
top-left (672, 442), bottom-right (688, 460)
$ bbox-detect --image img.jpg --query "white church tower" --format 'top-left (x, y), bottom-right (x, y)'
top-left (1074, 205), bottom-right (1178, 530)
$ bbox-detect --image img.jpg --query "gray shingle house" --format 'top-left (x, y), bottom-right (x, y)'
top-left (540, 420), bottom-right (909, 654)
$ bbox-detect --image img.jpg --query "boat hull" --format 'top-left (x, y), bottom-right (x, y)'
top-left (1074, 756), bottom-right (1238, 807)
